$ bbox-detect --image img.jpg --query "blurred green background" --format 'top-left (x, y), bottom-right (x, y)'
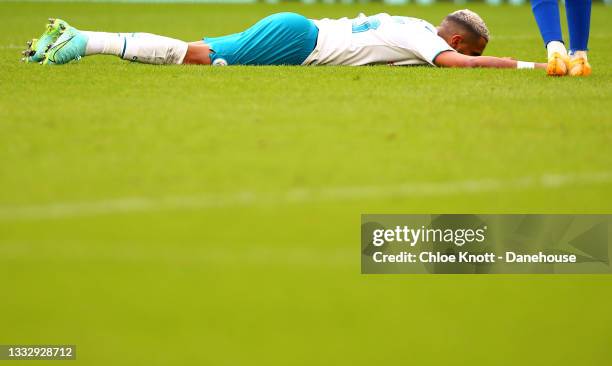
top-left (1, 2), bottom-right (611, 365)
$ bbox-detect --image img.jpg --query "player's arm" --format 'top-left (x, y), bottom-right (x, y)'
top-left (434, 50), bottom-right (546, 69)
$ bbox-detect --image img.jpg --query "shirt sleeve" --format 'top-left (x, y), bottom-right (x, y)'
top-left (412, 30), bottom-right (454, 65)
top-left (394, 24), bottom-right (455, 66)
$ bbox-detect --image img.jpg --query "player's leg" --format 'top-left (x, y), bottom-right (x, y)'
top-left (531, 0), bottom-right (569, 76)
top-left (81, 31), bottom-right (192, 64)
top-left (183, 42), bottom-right (212, 65)
top-left (43, 20), bottom-right (193, 65)
top-left (83, 32), bottom-right (210, 64)
top-left (41, 13), bottom-right (317, 66)
top-left (565, 0), bottom-right (592, 76)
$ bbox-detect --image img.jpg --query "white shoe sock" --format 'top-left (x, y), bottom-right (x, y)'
top-left (546, 41), bottom-right (567, 59)
top-left (82, 31), bottom-right (188, 64)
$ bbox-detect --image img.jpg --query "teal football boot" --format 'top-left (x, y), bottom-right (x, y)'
top-left (43, 23), bottom-right (88, 65)
top-left (22, 18), bottom-right (67, 63)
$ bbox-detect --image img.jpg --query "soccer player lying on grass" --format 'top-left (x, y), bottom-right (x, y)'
top-left (23, 10), bottom-right (545, 70)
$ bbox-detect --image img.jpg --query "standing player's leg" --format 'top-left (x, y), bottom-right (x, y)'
top-left (565, 0), bottom-right (592, 76)
top-left (531, 0), bottom-right (569, 76)
top-left (41, 19), bottom-right (210, 65)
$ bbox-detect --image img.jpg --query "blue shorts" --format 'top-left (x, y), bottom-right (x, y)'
top-left (204, 12), bottom-right (318, 66)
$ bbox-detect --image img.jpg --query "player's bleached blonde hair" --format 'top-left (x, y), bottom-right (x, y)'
top-left (446, 9), bottom-right (490, 41)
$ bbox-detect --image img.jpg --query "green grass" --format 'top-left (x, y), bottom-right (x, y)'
top-left (1, 2), bottom-right (612, 365)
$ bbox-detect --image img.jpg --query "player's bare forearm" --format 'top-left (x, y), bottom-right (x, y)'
top-left (470, 56), bottom-right (545, 69)
top-left (434, 51), bottom-right (545, 69)
top-left (533, 62), bottom-right (547, 69)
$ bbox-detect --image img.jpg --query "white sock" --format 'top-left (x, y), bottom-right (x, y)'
top-left (571, 50), bottom-right (588, 60)
top-left (122, 33), bottom-right (188, 64)
top-left (82, 31), bottom-right (188, 65)
top-left (82, 31), bottom-right (127, 56)
top-left (546, 41), bottom-right (567, 59)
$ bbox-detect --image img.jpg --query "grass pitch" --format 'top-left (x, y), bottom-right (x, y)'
top-left (1, 2), bottom-right (612, 365)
